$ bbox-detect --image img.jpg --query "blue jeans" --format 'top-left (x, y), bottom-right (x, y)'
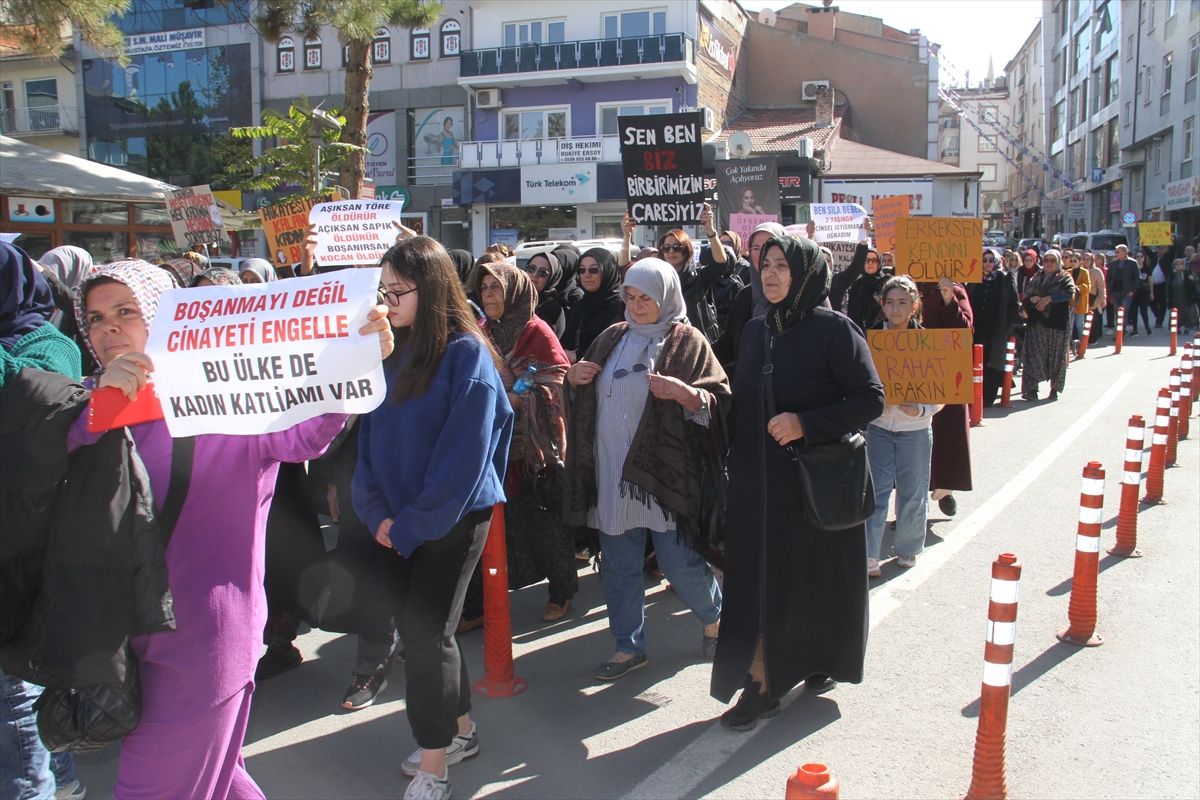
top-left (1, 670), bottom-right (75, 800)
top-left (600, 528), bottom-right (722, 656)
top-left (1072, 312), bottom-right (1088, 340)
top-left (865, 424), bottom-right (932, 560)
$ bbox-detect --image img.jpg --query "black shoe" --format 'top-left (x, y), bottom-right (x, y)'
top-left (342, 673), bottom-right (388, 710)
top-left (721, 681), bottom-right (780, 731)
top-left (805, 674), bottom-right (837, 695)
top-left (1022, 392), bottom-right (1038, 401)
top-left (1048, 390), bottom-right (1059, 401)
top-left (938, 494), bottom-right (958, 516)
top-left (255, 643), bottom-right (302, 681)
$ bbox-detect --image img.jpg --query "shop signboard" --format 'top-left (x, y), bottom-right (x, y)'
top-left (698, 9), bottom-right (738, 80)
top-left (820, 179), bottom-right (933, 215)
top-left (124, 28), bottom-right (205, 56)
top-left (520, 163), bottom-right (598, 205)
top-left (1165, 176), bottom-right (1200, 211)
top-left (1068, 192), bottom-right (1087, 220)
top-left (619, 111), bottom-right (705, 225)
top-left (365, 111), bottom-right (398, 183)
top-left (557, 139), bottom-right (604, 163)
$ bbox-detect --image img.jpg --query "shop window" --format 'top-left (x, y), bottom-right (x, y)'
top-left (411, 27), bottom-right (430, 60)
top-left (65, 201), bottom-right (128, 225)
top-left (440, 19), bottom-right (461, 57)
top-left (304, 38), bottom-right (322, 70)
top-left (277, 37), bottom-right (296, 73)
top-left (134, 204), bottom-right (172, 225)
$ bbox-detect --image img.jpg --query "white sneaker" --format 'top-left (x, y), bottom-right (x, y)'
top-left (867, 558), bottom-right (881, 578)
top-left (896, 553), bottom-right (917, 568)
top-left (404, 769), bottom-right (451, 800)
top-left (55, 782), bottom-right (86, 800)
top-left (401, 723), bottom-right (479, 777)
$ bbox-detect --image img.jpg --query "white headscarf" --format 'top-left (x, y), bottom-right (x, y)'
top-left (621, 257), bottom-right (689, 368)
top-left (37, 246), bottom-right (94, 290)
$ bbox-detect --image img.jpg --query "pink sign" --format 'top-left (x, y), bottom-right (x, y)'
top-left (729, 213), bottom-right (778, 245)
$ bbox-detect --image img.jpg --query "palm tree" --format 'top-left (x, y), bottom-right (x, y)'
top-left (255, 0), bottom-right (442, 199)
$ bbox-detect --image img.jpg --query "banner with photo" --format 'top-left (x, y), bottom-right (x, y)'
top-left (716, 157), bottom-right (780, 241)
top-left (411, 106), bottom-right (464, 185)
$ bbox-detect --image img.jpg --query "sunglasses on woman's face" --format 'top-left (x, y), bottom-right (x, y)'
top-left (982, 257), bottom-right (996, 263)
top-left (524, 266), bottom-right (551, 278)
top-left (579, 266), bottom-right (603, 275)
top-left (866, 256), bottom-right (880, 264)
top-left (660, 243), bottom-right (686, 253)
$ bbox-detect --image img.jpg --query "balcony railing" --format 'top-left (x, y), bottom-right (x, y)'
top-left (459, 136), bottom-right (622, 169)
top-left (460, 33), bottom-right (694, 78)
top-left (0, 105), bottom-right (79, 136)
top-left (407, 154), bottom-right (458, 186)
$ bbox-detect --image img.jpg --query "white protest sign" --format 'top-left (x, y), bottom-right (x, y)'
top-left (145, 269), bottom-right (386, 437)
top-left (824, 240), bottom-right (860, 274)
top-left (810, 203), bottom-right (870, 243)
top-left (309, 200), bottom-right (404, 267)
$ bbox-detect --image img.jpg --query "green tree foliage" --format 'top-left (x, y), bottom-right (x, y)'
top-left (1, 0), bottom-right (130, 62)
top-left (255, 0), bottom-right (442, 198)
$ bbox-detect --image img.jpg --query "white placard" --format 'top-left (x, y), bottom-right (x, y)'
top-left (820, 179), bottom-right (934, 215)
top-left (557, 138), bottom-right (604, 163)
top-left (810, 203), bottom-right (870, 243)
top-left (145, 270), bottom-right (386, 437)
top-left (309, 200), bottom-right (404, 267)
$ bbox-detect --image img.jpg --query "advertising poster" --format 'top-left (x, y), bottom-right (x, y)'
top-left (309, 200), bottom-right (404, 266)
top-left (364, 111), bottom-right (397, 184)
top-left (893, 217), bottom-right (984, 282)
top-left (619, 111), bottom-right (706, 225)
top-left (810, 203), bottom-right (870, 243)
top-left (412, 106), bottom-right (465, 184)
top-left (867, 328), bottom-right (975, 405)
top-left (143, 269), bottom-right (386, 437)
top-left (716, 157), bottom-right (780, 239)
top-left (166, 185), bottom-right (228, 249)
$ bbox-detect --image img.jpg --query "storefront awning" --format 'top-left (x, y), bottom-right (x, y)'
top-left (1, 135), bottom-right (173, 203)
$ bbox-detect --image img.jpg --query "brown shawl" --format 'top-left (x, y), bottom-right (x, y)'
top-left (472, 262), bottom-right (535, 357)
top-left (563, 322), bottom-right (731, 542)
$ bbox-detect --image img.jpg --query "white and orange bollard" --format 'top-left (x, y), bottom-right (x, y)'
top-left (1115, 306), bottom-right (1125, 354)
top-left (1179, 344), bottom-right (1192, 440)
top-left (999, 337), bottom-right (1016, 409)
top-left (1142, 389), bottom-right (1171, 504)
top-left (785, 764), bottom-right (839, 799)
top-left (1058, 462), bottom-right (1105, 647)
top-left (1078, 313), bottom-right (1092, 358)
top-left (964, 552), bottom-right (1022, 800)
top-left (1169, 308), bottom-right (1178, 356)
top-left (1109, 416), bottom-right (1145, 558)
top-left (1167, 369), bottom-right (1181, 468)
top-left (971, 344), bottom-right (984, 426)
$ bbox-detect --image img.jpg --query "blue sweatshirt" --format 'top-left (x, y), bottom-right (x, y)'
top-left (354, 333), bottom-right (513, 556)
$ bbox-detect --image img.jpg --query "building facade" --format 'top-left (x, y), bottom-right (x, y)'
top-left (0, 34), bottom-right (81, 156)
top-left (937, 80), bottom-right (1014, 231)
top-left (1004, 22), bottom-right (1050, 239)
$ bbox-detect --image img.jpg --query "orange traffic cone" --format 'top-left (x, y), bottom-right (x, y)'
top-left (786, 764), bottom-right (839, 799)
top-left (472, 503), bottom-right (528, 698)
top-left (1169, 308), bottom-right (1178, 356)
top-left (999, 337), bottom-right (1015, 408)
top-left (1167, 369), bottom-right (1181, 467)
top-left (1109, 416), bottom-right (1145, 558)
top-left (1180, 344), bottom-right (1193, 440)
top-left (1115, 307), bottom-right (1125, 354)
top-left (1142, 389), bottom-right (1170, 504)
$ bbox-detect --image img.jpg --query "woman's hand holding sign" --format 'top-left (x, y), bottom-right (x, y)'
top-left (361, 304), bottom-right (394, 360)
top-left (98, 352), bottom-right (155, 400)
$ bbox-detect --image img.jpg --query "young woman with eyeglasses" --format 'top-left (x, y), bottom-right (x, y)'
top-left (966, 248), bottom-right (1020, 407)
top-left (564, 258), bottom-right (730, 681)
top-left (353, 237), bottom-right (512, 800)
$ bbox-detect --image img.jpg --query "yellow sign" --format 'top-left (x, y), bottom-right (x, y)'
top-left (259, 195), bottom-right (329, 267)
top-left (867, 328), bottom-right (975, 405)
top-left (872, 195), bottom-right (910, 253)
top-left (1138, 221), bottom-right (1173, 247)
top-left (893, 217), bottom-right (984, 283)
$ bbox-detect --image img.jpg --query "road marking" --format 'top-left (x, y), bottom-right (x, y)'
top-left (623, 371), bottom-right (1135, 800)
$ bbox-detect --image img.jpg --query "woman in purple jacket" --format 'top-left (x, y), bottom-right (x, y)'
top-left (69, 260), bottom-right (393, 799)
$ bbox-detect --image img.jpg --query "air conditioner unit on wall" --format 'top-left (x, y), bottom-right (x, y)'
top-left (476, 89), bottom-right (502, 109)
top-left (802, 80), bottom-right (831, 101)
top-left (699, 106), bottom-right (716, 130)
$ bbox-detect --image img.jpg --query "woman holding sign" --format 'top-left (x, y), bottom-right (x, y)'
top-left (920, 278), bottom-right (974, 517)
top-left (712, 236), bottom-right (884, 731)
top-left (67, 259), bottom-right (394, 800)
top-left (1020, 249), bottom-right (1077, 401)
top-left (353, 238), bottom-right (512, 800)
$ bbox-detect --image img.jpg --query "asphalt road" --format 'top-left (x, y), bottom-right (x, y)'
top-left (74, 332), bottom-right (1200, 799)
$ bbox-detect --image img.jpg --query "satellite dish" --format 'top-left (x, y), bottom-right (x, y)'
top-left (759, 8), bottom-right (777, 26)
top-left (729, 131), bottom-right (753, 159)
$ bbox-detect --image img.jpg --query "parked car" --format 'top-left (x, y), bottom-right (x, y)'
top-left (1064, 230), bottom-right (1128, 254)
top-left (1017, 238), bottom-right (1047, 253)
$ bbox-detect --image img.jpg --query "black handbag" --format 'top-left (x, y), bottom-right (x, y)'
top-left (762, 325), bottom-right (875, 531)
top-left (35, 435), bottom-right (195, 753)
top-left (526, 393), bottom-right (565, 513)
top-left (697, 413), bottom-right (729, 551)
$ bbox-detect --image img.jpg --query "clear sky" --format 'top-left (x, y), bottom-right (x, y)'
top-left (738, 0), bottom-right (1044, 87)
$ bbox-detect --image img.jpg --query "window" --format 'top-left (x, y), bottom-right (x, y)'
top-left (1052, 101), bottom-right (1065, 140)
top-left (277, 37), bottom-right (296, 72)
top-left (1141, 68), bottom-right (1151, 105)
top-left (1165, 0), bottom-right (1177, 37)
top-left (979, 134), bottom-right (997, 152)
top-left (941, 133), bottom-right (959, 157)
top-left (979, 164), bottom-right (997, 182)
top-left (1069, 86), bottom-right (1081, 128)
top-left (22, 78), bottom-right (58, 131)
top-left (503, 18), bottom-right (566, 47)
top-left (502, 107), bottom-right (568, 140)
top-left (1186, 35), bottom-right (1198, 104)
top-left (1091, 126), bottom-right (1105, 169)
top-left (411, 27), bottom-right (430, 60)
top-left (440, 19), bottom-right (461, 57)
top-left (604, 9), bottom-right (667, 39)
top-left (1124, 101), bottom-right (1131, 126)
top-left (1091, 68), bottom-right (1103, 113)
top-left (1184, 116), bottom-right (1195, 170)
top-left (980, 106), bottom-right (998, 124)
top-left (1127, 35), bottom-right (1134, 61)
top-left (1071, 0), bottom-right (1080, 20)
top-left (1148, 0), bottom-right (1155, 31)
top-left (1161, 53), bottom-right (1172, 115)
top-left (1052, 52), bottom-right (1064, 91)
top-left (1106, 55), bottom-right (1120, 106)
top-left (304, 38), bottom-right (321, 70)
top-left (1071, 29), bottom-right (1084, 75)
top-left (1107, 117), bottom-right (1119, 167)
top-left (1154, 140), bottom-right (1162, 174)
top-left (374, 29), bottom-right (391, 64)
top-left (598, 101), bottom-right (670, 136)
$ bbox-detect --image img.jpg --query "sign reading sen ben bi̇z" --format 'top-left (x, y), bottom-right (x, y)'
top-left (619, 111), bottom-right (705, 225)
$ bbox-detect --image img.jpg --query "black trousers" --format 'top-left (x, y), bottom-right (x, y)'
top-left (387, 507), bottom-right (491, 750)
top-left (1131, 289), bottom-right (1153, 333)
top-left (1090, 309), bottom-right (1104, 344)
top-left (1151, 284), bottom-right (1167, 325)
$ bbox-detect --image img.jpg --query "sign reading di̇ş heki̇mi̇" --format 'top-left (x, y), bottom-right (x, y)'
top-left (619, 111), bottom-right (705, 225)
top-left (867, 328), bottom-right (974, 406)
top-left (310, 200), bottom-right (404, 266)
top-left (144, 269), bottom-right (385, 437)
top-left (893, 217), bottom-right (984, 283)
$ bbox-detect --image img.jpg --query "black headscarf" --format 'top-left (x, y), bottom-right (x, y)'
top-left (762, 236), bottom-right (830, 334)
top-left (0, 243), bottom-right (55, 350)
top-left (529, 252), bottom-right (564, 328)
top-left (447, 249), bottom-right (475, 285)
top-left (562, 247), bottom-right (624, 353)
top-left (550, 243), bottom-right (584, 307)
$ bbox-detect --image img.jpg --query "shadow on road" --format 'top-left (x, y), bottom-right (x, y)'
top-left (960, 641), bottom-right (1082, 718)
top-left (868, 522), bottom-right (945, 588)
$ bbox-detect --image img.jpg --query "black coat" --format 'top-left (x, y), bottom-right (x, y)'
top-left (684, 245), bottom-right (736, 343)
top-left (712, 309), bottom-right (885, 703)
top-left (967, 271), bottom-right (1021, 372)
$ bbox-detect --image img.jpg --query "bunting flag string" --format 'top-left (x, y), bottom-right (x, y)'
top-left (942, 89), bottom-right (1050, 203)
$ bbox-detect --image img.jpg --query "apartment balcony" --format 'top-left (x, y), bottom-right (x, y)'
top-left (459, 136), bottom-right (622, 169)
top-left (0, 105), bottom-right (79, 137)
top-left (459, 34), bottom-right (696, 88)
top-left (407, 154), bottom-right (458, 186)
top-left (940, 149), bottom-right (960, 165)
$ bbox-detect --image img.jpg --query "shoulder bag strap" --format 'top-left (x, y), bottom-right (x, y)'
top-left (762, 322), bottom-right (778, 421)
top-left (159, 435), bottom-right (195, 545)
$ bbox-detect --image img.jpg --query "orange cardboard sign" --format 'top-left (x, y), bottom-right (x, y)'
top-left (867, 328), bottom-right (975, 405)
top-left (893, 217), bottom-right (985, 283)
top-left (872, 195), bottom-right (910, 252)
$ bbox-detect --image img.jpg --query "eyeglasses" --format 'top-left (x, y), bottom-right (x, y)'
top-left (381, 286), bottom-right (418, 305)
top-left (660, 244), bottom-right (686, 254)
top-left (579, 266), bottom-right (603, 275)
top-left (613, 362), bottom-right (650, 379)
top-left (524, 266), bottom-right (551, 278)
top-left (866, 256), bottom-right (880, 264)
top-left (982, 257), bottom-right (996, 263)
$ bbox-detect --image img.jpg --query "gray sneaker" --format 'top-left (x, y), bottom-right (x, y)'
top-left (401, 723), bottom-right (479, 777)
top-left (896, 553), bottom-right (917, 568)
top-left (404, 769), bottom-right (451, 800)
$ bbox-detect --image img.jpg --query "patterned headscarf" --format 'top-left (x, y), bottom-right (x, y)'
top-left (762, 235), bottom-right (830, 333)
top-left (982, 247), bottom-right (1005, 281)
top-left (192, 267), bottom-right (242, 287)
top-left (74, 259), bottom-right (175, 370)
top-left (621, 257), bottom-right (690, 370)
top-left (473, 261), bottom-right (536, 357)
top-left (159, 258), bottom-right (202, 288)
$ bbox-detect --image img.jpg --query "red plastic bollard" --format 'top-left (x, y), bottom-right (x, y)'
top-left (1142, 389), bottom-right (1170, 504)
top-left (1167, 369), bottom-right (1181, 468)
top-left (1078, 313), bottom-right (1092, 358)
top-left (472, 503), bottom-right (528, 698)
top-left (1058, 463), bottom-right (1105, 647)
top-left (1115, 306), bottom-right (1124, 354)
top-left (785, 763), bottom-right (840, 799)
top-left (1169, 308), bottom-right (1178, 356)
top-left (971, 344), bottom-right (984, 426)
top-left (1109, 416), bottom-right (1145, 558)
top-left (1180, 345), bottom-right (1193, 440)
top-left (964, 553), bottom-right (1022, 800)
top-left (999, 338), bottom-right (1015, 409)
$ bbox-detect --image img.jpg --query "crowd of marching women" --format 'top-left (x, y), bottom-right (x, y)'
top-left (3, 215), bottom-right (1199, 800)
